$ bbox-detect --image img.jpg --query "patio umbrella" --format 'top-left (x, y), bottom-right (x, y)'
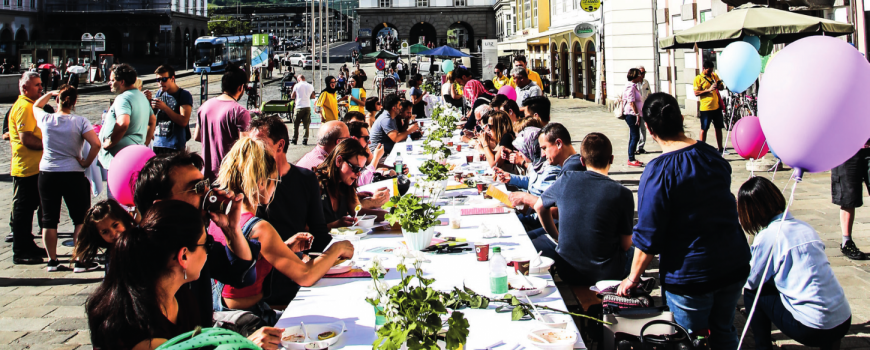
top-left (416, 45), bottom-right (471, 58)
top-left (409, 44), bottom-right (429, 54)
top-left (659, 5), bottom-right (853, 49)
top-left (364, 50), bottom-right (399, 59)
top-left (66, 66), bottom-right (87, 74)
top-left (38, 63), bottom-right (56, 70)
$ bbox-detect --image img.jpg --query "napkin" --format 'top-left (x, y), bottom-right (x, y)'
top-left (461, 207), bottom-right (510, 216)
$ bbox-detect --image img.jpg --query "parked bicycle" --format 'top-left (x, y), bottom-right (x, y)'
top-left (722, 90), bottom-right (757, 131)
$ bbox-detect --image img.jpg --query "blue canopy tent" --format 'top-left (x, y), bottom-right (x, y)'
top-left (416, 45), bottom-right (471, 58)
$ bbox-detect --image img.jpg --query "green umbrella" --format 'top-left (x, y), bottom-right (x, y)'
top-left (364, 50), bottom-right (399, 58)
top-left (659, 5), bottom-right (853, 49)
top-left (409, 44), bottom-right (429, 54)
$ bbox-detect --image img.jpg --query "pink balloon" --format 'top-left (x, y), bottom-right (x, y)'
top-left (497, 85), bottom-right (517, 101)
top-left (758, 36), bottom-right (870, 176)
top-left (730, 116), bottom-right (769, 159)
top-left (107, 145), bottom-right (156, 206)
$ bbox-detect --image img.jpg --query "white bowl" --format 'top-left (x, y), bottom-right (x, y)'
top-left (280, 321), bottom-right (346, 349)
top-left (538, 314), bottom-right (572, 329)
top-left (527, 328), bottom-right (577, 350)
top-left (356, 215), bottom-right (377, 228)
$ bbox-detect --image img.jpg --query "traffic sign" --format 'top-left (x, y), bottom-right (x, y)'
top-left (375, 58), bottom-right (386, 71)
top-left (94, 32), bottom-right (106, 40)
top-left (81, 33), bottom-right (93, 40)
top-left (253, 34), bottom-right (270, 46)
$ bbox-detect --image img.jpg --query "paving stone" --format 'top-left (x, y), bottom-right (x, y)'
top-left (13, 330), bottom-right (76, 345)
top-left (0, 306), bottom-right (57, 318)
top-left (0, 318), bottom-right (53, 332)
top-left (37, 285), bottom-right (87, 296)
top-left (74, 345), bottom-right (94, 350)
top-left (4, 296), bottom-right (54, 309)
top-left (44, 295), bottom-right (89, 307)
top-left (46, 318), bottom-right (89, 332)
top-left (0, 331), bottom-right (25, 345)
top-left (46, 306), bottom-right (86, 319)
top-left (63, 331), bottom-right (91, 345)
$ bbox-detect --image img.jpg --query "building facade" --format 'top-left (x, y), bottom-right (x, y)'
top-left (357, 0), bottom-right (497, 53)
top-left (0, 0), bottom-right (39, 69)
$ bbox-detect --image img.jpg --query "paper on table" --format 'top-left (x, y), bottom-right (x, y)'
top-left (461, 207), bottom-right (510, 216)
top-left (486, 186), bottom-right (514, 208)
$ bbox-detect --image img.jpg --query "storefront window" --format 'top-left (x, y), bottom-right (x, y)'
top-left (532, 0), bottom-right (537, 27)
top-left (523, 0), bottom-right (530, 28)
top-left (19, 53), bottom-right (31, 69)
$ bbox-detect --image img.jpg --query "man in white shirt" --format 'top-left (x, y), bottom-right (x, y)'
top-left (274, 53), bottom-right (281, 73)
top-left (635, 65), bottom-right (651, 154)
top-left (290, 75), bottom-right (316, 145)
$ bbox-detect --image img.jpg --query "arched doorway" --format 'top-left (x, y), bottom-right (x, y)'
top-left (409, 22), bottom-right (436, 46)
top-left (371, 22), bottom-right (398, 51)
top-left (549, 43), bottom-right (557, 95)
top-left (585, 41), bottom-right (596, 101)
top-left (572, 41), bottom-right (582, 99)
top-left (174, 27), bottom-right (182, 58)
top-left (14, 25), bottom-right (27, 42)
top-left (558, 43), bottom-right (568, 97)
top-left (446, 22), bottom-right (473, 49)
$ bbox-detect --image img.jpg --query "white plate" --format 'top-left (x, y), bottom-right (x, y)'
top-left (328, 226), bottom-right (371, 240)
top-left (326, 259), bottom-right (353, 275)
top-left (462, 275), bottom-right (549, 297)
top-left (280, 321), bottom-right (346, 349)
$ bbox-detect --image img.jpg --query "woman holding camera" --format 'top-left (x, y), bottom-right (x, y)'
top-left (210, 137), bottom-right (355, 325)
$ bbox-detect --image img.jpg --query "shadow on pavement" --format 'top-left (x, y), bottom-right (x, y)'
top-left (0, 277), bottom-right (102, 287)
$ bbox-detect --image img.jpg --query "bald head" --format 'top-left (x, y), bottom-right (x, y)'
top-left (298, 75), bottom-right (306, 81)
top-left (317, 120), bottom-right (350, 153)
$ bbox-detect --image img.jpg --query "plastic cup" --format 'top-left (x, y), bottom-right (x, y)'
top-left (513, 259), bottom-right (531, 275)
top-left (466, 155), bottom-right (474, 164)
top-left (456, 144), bottom-right (462, 152)
top-left (475, 243), bottom-right (490, 261)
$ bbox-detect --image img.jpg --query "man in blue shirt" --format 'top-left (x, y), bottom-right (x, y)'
top-left (535, 133), bottom-right (634, 283)
top-left (148, 65), bottom-right (192, 154)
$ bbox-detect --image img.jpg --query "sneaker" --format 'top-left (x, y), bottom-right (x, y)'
top-left (46, 259), bottom-right (70, 272)
top-left (841, 240), bottom-right (868, 260)
top-left (627, 160), bottom-right (644, 168)
top-left (635, 148), bottom-right (647, 155)
top-left (302, 140), bottom-right (308, 146)
top-left (4, 233), bottom-right (11, 243)
top-left (74, 261), bottom-right (100, 273)
top-left (12, 255), bottom-right (43, 265)
top-left (291, 139), bottom-right (298, 145)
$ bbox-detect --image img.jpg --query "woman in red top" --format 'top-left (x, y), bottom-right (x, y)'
top-left (208, 137), bottom-right (355, 325)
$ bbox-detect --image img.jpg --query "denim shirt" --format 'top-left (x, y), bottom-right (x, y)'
top-left (508, 164), bottom-right (561, 197)
top-left (746, 213), bottom-right (851, 329)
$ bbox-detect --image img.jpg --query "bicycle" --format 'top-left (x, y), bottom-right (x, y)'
top-left (246, 82), bottom-right (261, 111)
top-left (721, 90), bottom-right (758, 155)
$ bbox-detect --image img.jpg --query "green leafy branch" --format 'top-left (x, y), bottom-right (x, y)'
top-left (419, 160), bottom-right (449, 182)
top-left (441, 286), bottom-right (612, 325)
top-left (382, 194), bottom-right (445, 233)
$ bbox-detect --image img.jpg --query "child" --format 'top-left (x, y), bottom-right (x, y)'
top-left (71, 200), bottom-right (135, 273)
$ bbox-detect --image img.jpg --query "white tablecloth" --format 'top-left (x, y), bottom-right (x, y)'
top-left (278, 134), bottom-right (586, 349)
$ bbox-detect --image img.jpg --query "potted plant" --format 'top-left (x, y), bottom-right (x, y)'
top-left (367, 249), bottom-right (469, 350)
top-left (383, 194), bottom-right (445, 251)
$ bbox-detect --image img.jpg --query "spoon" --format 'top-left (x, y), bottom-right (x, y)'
top-left (523, 294), bottom-right (543, 322)
top-left (528, 332), bottom-right (549, 344)
top-left (533, 251), bottom-right (543, 267)
top-left (301, 321), bottom-right (310, 341)
top-left (353, 204), bottom-right (362, 223)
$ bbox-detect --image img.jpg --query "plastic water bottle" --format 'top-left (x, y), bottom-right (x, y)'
top-left (394, 152), bottom-right (403, 174)
top-left (490, 247), bottom-right (508, 294)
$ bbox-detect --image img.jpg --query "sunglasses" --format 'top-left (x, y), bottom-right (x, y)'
top-left (344, 160), bottom-right (364, 174)
top-left (181, 178), bottom-right (211, 196)
top-left (156, 77), bottom-right (172, 83)
top-left (195, 234), bottom-right (214, 253)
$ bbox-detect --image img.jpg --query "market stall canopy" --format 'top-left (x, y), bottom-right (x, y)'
top-left (409, 44), bottom-right (430, 54)
top-left (659, 5), bottom-right (853, 49)
top-left (365, 50), bottom-right (399, 58)
top-left (416, 45), bottom-right (471, 58)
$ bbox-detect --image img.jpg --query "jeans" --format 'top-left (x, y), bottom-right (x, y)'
top-left (665, 279), bottom-right (745, 350)
top-left (637, 119), bottom-right (647, 150)
top-left (11, 174), bottom-right (42, 256)
top-left (624, 115), bottom-right (640, 161)
top-left (744, 286), bottom-right (851, 350)
top-left (293, 107), bottom-right (311, 141)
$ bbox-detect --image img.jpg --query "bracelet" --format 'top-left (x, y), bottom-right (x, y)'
top-left (626, 277), bottom-right (641, 284)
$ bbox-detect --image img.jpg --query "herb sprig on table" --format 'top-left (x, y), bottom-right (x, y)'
top-left (419, 159), bottom-right (449, 182)
top-left (382, 194), bottom-right (445, 233)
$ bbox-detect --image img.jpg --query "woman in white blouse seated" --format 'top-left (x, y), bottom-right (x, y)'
top-left (738, 176), bottom-right (851, 350)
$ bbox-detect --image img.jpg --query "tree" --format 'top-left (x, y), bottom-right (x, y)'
top-left (208, 16), bottom-right (252, 36)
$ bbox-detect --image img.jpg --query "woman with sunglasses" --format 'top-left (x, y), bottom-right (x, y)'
top-left (87, 200), bottom-right (209, 350)
top-left (315, 76), bottom-right (343, 122)
top-left (475, 111), bottom-right (518, 172)
top-left (315, 139), bottom-right (370, 229)
top-left (209, 137), bottom-right (355, 326)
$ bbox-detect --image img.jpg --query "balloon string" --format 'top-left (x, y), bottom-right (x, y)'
top-left (737, 171), bottom-right (798, 350)
top-left (749, 158), bottom-right (755, 178)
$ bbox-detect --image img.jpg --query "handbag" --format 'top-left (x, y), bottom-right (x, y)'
top-left (613, 94), bottom-right (625, 119)
top-left (616, 320), bottom-right (709, 350)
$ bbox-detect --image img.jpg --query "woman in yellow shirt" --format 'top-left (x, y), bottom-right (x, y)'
top-left (492, 63), bottom-right (511, 90)
top-left (346, 75), bottom-right (366, 113)
top-left (316, 76), bottom-right (340, 121)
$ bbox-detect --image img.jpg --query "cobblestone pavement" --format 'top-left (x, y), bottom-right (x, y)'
top-left (0, 63), bottom-right (869, 349)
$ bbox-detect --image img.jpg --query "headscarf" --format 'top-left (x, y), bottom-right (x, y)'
top-left (463, 80), bottom-right (487, 105)
top-left (512, 126), bottom-right (545, 173)
top-left (322, 75), bottom-right (337, 94)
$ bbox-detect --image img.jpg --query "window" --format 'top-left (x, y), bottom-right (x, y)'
top-left (3, 0), bottom-right (8, 6)
top-left (506, 13), bottom-right (512, 36)
top-left (510, 5), bottom-right (516, 33)
top-left (574, 0), bottom-right (577, 10)
top-left (523, 0), bottom-right (530, 28)
top-left (454, 0), bottom-right (465, 6)
top-left (16, 0), bottom-right (21, 7)
top-left (379, 0), bottom-right (390, 7)
top-left (29, 0), bottom-right (33, 8)
top-left (533, 0), bottom-right (537, 27)
top-left (417, 0), bottom-right (428, 6)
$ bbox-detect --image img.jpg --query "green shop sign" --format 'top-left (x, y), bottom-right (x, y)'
top-left (574, 23), bottom-right (596, 38)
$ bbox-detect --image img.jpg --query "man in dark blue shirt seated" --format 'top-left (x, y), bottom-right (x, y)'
top-left (535, 132), bottom-right (635, 286)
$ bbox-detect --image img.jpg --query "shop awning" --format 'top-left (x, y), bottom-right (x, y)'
top-left (497, 37), bottom-right (527, 51)
top-left (525, 24), bottom-right (581, 41)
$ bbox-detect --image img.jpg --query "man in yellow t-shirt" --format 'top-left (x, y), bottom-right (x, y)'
top-left (492, 63), bottom-right (512, 90)
top-left (693, 60), bottom-right (725, 152)
top-left (509, 55), bottom-right (543, 91)
top-left (9, 72), bottom-right (46, 265)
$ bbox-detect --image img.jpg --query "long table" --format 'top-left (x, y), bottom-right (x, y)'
top-left (277, 130), bottom-right (586, 349)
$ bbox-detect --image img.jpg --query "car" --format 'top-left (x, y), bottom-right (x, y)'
top-left (285, 53), bottom-right (320, 69)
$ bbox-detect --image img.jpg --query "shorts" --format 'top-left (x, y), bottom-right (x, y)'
top-left (699, 109), bottom-right (724, 131)
top-left (831, 148), bottom-right (870, 208)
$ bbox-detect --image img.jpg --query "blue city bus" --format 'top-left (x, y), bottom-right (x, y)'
top-left (194, 35), bottom-right (253, 74)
